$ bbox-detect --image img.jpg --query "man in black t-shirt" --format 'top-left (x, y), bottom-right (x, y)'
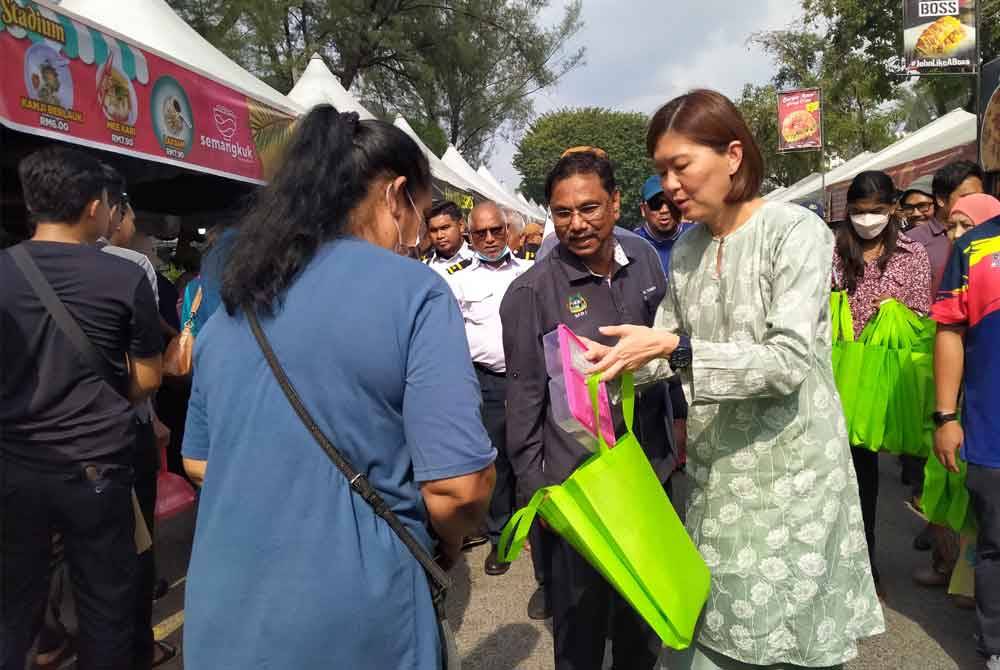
top-left (0, 146), bottom-right (162, 670)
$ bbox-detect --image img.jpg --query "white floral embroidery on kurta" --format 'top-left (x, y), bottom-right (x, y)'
top-left (637, 202), bottom-right (884, 666)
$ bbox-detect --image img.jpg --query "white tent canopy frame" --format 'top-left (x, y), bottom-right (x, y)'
top-left (771, 108), bottom-right (976, 204)
top-left (476, 165), bottom-right (537, 221)
top-left (443, 146), bottom-right (530, 218)
top-left (393, 118), bottom-right (482, 197)
top-left (287, 54), bottom-right (374, 120)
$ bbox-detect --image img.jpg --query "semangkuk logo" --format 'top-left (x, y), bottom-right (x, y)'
top-left (199, 104), bottom-right (254, 162)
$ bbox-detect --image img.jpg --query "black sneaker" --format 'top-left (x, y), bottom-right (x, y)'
top-left (527, 586), bottom-right (551, 620)
top-left (484, 547), bottom-right (510, 576)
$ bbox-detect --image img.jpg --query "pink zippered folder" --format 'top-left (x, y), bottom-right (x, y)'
top-left (543, 324), bottom-right (616, 450)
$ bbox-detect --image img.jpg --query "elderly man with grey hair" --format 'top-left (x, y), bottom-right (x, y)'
top-left (445, 201), bottom-right (533, 578)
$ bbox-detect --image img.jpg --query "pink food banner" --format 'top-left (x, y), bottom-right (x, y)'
top-left (0, 0), bottom-right (296, 183)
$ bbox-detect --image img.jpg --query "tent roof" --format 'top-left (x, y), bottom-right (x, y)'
top-left (476, 165), bottom-right (535, 219)
top-left (288, 54), bottom-right (375, 119)
top-left (442, 146), bottom-right (521, 210)
top-left (832, 109), bottom-right (975, 183)
top-left (58, 0), bottom-right (301, 116)
top-left (392, 117), bottom-right (480, 195)
top-left (774, 151), bottom-right (876, 203)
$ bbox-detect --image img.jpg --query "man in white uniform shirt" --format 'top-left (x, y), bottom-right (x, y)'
top-left (423, 200), bottom-right (474, 277)
top-left (447, 201), bottom-right (530, 576)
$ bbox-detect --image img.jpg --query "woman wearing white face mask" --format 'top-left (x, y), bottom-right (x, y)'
top-left (832, 169), bottom-right (932, 599)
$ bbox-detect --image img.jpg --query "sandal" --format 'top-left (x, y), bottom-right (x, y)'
top-left (152, 640), bottom-right (178, 668)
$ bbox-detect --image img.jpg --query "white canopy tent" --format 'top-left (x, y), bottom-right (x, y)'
top-left (442, 146), bottom-right (527, 215)
top-left (772, 152), bottom-right (875, 203)
top-left (59, 0), bottom-right (302, 117)
top-left (392, 117), bottom-right (481, 196)
top-left (830, 109), bottom-right (975, 180)
top-left (476, 165), bottom-right (537, 220)
top-left (287, 54), bottom-right (374, 119)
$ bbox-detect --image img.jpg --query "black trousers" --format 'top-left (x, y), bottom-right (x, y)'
top-left (968, 463), bottom-right (1000, 656)
top-left (547, 532), bottom-right (659, 670)
top-left (851, 447), bottom-right (880, 584)
top-left (0, 456), bottom-right (137, 670)
top-left (131, 421), bottom-right (159, 670)
top-left (477, 367), bottom-right (514, 547)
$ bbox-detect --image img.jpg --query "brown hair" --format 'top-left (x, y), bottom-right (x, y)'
top-left (646, 89), bottom-right (764, 203)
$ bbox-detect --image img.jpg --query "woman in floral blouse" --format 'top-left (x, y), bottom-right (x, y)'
top-left (833, 170), bottom-right (932, 596)
top-left (585, 90), bottom-right (884, 669)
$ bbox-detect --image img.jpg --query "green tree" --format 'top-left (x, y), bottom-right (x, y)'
top-left (168, 0), bottom-right (584, 165)
top-left (744, 27), bottom-right (901, 192)
top-left (513, 108), bottom-right (651, 230)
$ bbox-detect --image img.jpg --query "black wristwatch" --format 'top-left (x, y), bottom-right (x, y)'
top-left (932, 411), bottom-right (959, 428)
top-left (669, 335), bottom-right (693, 370)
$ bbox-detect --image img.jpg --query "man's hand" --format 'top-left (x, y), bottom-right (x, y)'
top-left (581, 325), bottom-right (679, 382)
top-left (934, 422), bottom-right (964, 473)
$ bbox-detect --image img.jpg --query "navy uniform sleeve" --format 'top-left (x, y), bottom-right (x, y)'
top-left (129, 273), bottom-right (162, 359)
top-left (500, 283), bottom-right (548, 500)
top-left (405, 286), bottom-right (496, 482)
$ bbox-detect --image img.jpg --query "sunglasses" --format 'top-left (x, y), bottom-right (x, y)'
top-left (470, 224), bottom-right (507, 241)
top-left (645, 195), bottom-right (670, 212)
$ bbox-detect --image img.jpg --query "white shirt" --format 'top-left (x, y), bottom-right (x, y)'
top-left (447, 254), bottom-right (530, 373)
top-left (425, 242), bottom-right (474, 277)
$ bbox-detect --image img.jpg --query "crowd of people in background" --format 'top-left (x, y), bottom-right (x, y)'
top-left (1, 89), bottom-right (999, 670)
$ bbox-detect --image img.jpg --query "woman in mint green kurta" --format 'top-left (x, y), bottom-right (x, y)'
top-left (587, 90), bottom-right (884, 669)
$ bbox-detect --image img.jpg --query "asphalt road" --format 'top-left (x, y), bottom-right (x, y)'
top-left (145, 456), bottom-right (981, 670)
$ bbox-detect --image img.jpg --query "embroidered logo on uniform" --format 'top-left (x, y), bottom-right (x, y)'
top-left (992, 253), bottom-right (1000, 268)
top-left (567, 293), bottom-right (588, 316)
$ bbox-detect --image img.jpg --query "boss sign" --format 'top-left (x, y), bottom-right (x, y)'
top-left (919, 1), bottom-right (959, 17)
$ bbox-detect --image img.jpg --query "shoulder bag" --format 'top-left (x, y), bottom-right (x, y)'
top-left (244, 306), bottom-right (459, 670)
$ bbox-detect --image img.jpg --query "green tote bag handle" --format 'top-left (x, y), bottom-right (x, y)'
top-left (589, 372), bottom-right (634, 453)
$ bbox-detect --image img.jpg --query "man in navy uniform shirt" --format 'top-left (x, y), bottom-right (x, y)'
top-left (501, 149), bottom-right (673, 670)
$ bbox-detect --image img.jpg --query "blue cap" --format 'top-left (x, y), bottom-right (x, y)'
top-left (642, 176), bottom-right (664, 202)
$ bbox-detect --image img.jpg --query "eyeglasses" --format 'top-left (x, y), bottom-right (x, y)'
top-left (645, 195), bottom-right (669, 211)
top-left (551, 203), bottom-right (605, 224)
top-left (470, 224), bottom-right (507, 241)
top-left (900, 201), bottom-right (934, 213)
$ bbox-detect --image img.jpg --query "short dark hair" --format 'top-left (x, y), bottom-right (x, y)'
top-left (544, 151), bottom-right (616, 201)
top-left (101, 163), bottom-right (127, 210)
top-left (18, 146), bottom-right (107, 224)
top-left (646, 89), bottom-right (764, 203)
top-left (428, 200), bottom-right (462, 222)
top-left (932, 160), bottom-right (984, 201)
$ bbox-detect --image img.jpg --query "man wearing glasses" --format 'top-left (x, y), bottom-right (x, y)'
top-left (446, 201), bottom-right (531, 577)
top-left (635, 175), bottom-right (692, 277)
top-left (500, 149), bottom-right (672, 668)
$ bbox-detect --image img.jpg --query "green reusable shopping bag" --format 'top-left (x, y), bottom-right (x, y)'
top-left (923, 453), bottom-right (977, 534)
top-left (498, 374), bottom-right (711, 650)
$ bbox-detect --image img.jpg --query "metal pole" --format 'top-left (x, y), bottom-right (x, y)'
top-left (976, 0), bottom-right (983, 165)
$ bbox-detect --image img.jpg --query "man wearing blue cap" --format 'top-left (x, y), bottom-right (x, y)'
top-left (636, 175), bottom-right (692, 277)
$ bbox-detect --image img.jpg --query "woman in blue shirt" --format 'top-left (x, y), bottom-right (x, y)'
top-left (181, 106), bottom-right (496, 669)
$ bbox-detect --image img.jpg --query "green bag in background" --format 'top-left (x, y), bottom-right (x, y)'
top-left (498, 374), bottom-right (711, 650)
top-left (830, 297), bottom-right (935, 455)
top-left (923, 453), bottom-right (977, 534)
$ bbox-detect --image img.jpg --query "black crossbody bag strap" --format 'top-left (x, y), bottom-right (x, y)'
top-left (244, 306), bottom-right (451, 615)
top-left (8, 246), bottom-right (121, 391)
